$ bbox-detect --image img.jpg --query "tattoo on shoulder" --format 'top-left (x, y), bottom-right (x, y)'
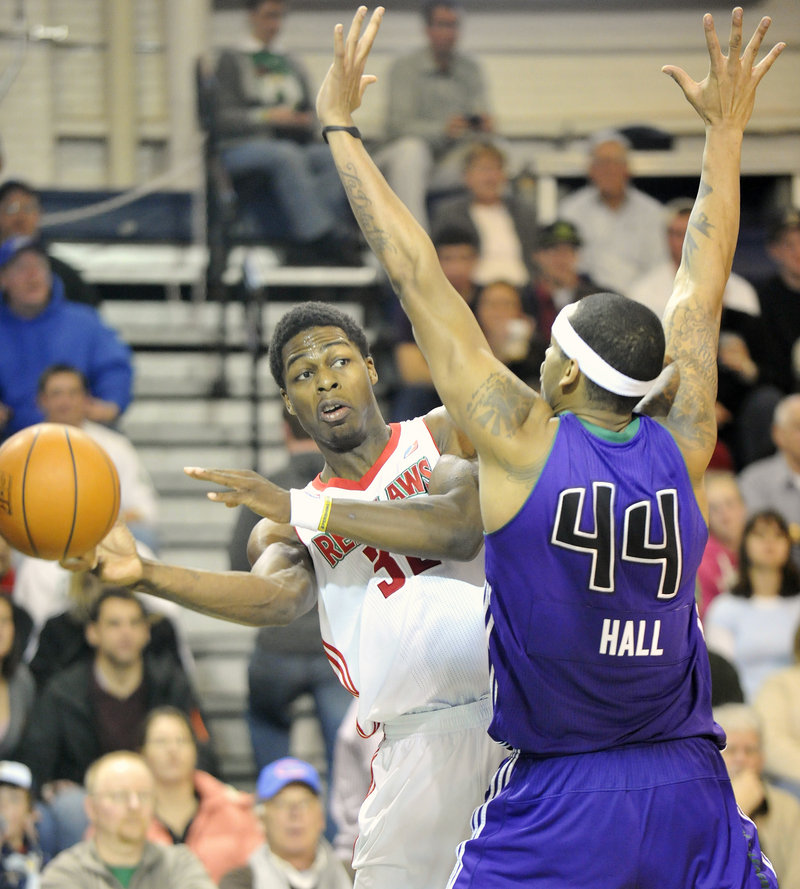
top-left (466, 372), bottom-right (531, 438)
top-left (337, 162), bottom-right (396, 259)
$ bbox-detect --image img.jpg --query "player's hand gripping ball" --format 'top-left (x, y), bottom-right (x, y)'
top-left (0, 422), bottom-right (120, 560)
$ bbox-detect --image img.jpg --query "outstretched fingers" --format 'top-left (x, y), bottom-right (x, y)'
top-left (344, 6), bottom-right (368, 63)
top-left (703, 12), bottom-right (724, 71)
top-left (750, 24), bottom-right (786, 84)
top-left (723, 7), bottom-right (744, 72)
top-left (356, 6), bottom-right (385, 67)
top-left (741, 14), bottom-right (770, 66)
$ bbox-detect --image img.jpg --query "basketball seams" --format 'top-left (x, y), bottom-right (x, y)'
top-left (20, 425), bottom-right (42, 559)
top-left (61, 428), bottom-right (80, 561)
top-left (95, 442), bottom-right (121, 538)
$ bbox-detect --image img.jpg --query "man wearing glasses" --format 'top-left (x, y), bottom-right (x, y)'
top-left (40, 751), bottom-right (215, 888)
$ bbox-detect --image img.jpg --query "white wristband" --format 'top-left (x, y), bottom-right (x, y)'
top-left (290, 489), bottom-right (330, 532)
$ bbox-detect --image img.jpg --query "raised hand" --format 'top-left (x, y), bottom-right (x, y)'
top-left (316, 6), bottom-right (385, 126)
top-left (662, 7), bottom-right (784, 131)
top-left (185, 466), bottom-right (291, 522)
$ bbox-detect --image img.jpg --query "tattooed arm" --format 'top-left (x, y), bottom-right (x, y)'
top-left (315, 7), bottom-right (547, 497)
top-left (659, 10), bottom-right (783, 497)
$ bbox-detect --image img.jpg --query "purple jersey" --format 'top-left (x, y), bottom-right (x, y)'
top-left (485, 412), bottom-right (723, 754)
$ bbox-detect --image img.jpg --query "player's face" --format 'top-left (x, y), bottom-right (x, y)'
top-left (0, 250), bottom-right (51, 316)
top-left (281, 326), bottom-right (380, 453)
top-left (259, 783), bottom-right (324, 863)
top-left (539, 338), bottom-right (569, 409)
top-left (87, 598), bottom-right (150, 668)
top-left (0, 189), bottom-right (40, 239)
top-left (141, 714), bottom-right (197, 785)
top-left (87, 759), bottom-right (155, 847)
top-left (0, 597), bottom-right (14, 662)
top-left (249, 0), bottom-right (284, 47)
top-left (38, 372), bottom-right (90, 427)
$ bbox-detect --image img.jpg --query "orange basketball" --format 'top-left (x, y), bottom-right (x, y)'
top-left (0, 422), bottom-right (120, 560)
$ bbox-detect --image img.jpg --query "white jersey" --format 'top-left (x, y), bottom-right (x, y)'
top-left (295, 418), bottom-right (488, 736)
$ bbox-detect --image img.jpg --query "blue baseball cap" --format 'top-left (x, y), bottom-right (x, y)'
top-left (0, 235), bottom-right (46, 270)
top-left (256, 757), bottom-right (321, 801)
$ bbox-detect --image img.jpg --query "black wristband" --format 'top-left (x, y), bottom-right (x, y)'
top-left (322, 125), bottom-right (362, 144)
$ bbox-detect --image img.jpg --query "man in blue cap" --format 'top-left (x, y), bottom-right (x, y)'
top-left (219, 757), bottom-right (351, 889)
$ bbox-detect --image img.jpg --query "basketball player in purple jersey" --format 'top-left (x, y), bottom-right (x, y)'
top-left (316, 7), bottom-right (784, 887)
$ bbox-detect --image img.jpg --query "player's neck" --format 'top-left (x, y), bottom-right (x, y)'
top-left (560, 404), bottom-right (634, 433)
top-left (319, 422), bottom-right (392, 483)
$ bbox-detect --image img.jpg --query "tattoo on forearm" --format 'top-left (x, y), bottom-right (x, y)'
top-left (337, 162), bottom-right (396, 259)
top-left (692, 210), bottom-right (714, 239)
top-left (662, 303), bottom-right (718, 449)
top-left (466, 372), bottom-right (531, 438)
top-left (683, 208), bottom-right (714, 270)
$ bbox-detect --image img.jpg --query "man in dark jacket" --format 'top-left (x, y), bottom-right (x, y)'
top-left (18, 588), bottom-right (213, 856)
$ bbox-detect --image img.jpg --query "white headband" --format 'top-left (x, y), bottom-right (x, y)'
top-left (551, 309), bottom-right (659, 398)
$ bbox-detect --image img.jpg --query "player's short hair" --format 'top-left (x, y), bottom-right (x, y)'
top-left (565, 292), bottom-right (665, 413)
top-left (88, 587), bottom-right (148, 625)
top-left (422, 0), bottom-right (462, 25)
top-left (268, 302), bottom-right (371, 390)
top-left (37, 363), bottom-right (89, 394)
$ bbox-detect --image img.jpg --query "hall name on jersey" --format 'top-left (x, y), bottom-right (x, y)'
top-left (312, 457), bottom-right (433, 567)
top-left (598, 618), bottom-right (663, 657)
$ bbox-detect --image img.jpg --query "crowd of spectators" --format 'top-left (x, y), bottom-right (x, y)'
top-left (1, 0), bottom-right (800, 886)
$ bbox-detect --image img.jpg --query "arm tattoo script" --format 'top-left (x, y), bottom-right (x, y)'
top-left (337, 162), bottom-right (397, 261)
top-left (465, 372), bottom-right (531, 439)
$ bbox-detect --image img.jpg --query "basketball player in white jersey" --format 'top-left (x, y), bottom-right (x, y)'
top-left (67, 301), bottom-right (503, 889)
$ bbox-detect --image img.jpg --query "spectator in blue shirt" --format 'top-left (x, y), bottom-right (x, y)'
top-left (0, 236), bottom-right (132, 439)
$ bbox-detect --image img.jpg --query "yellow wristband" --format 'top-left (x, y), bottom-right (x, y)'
top-left (318, 497), bottom-right (333, 533)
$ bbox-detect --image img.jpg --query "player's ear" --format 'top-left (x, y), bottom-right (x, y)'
top-left (560, 358), bottom-right (580, 388)
top-left (281, 390), bottom-right (295, 415)
top-left (366, 356), bottom-right (379, 385)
